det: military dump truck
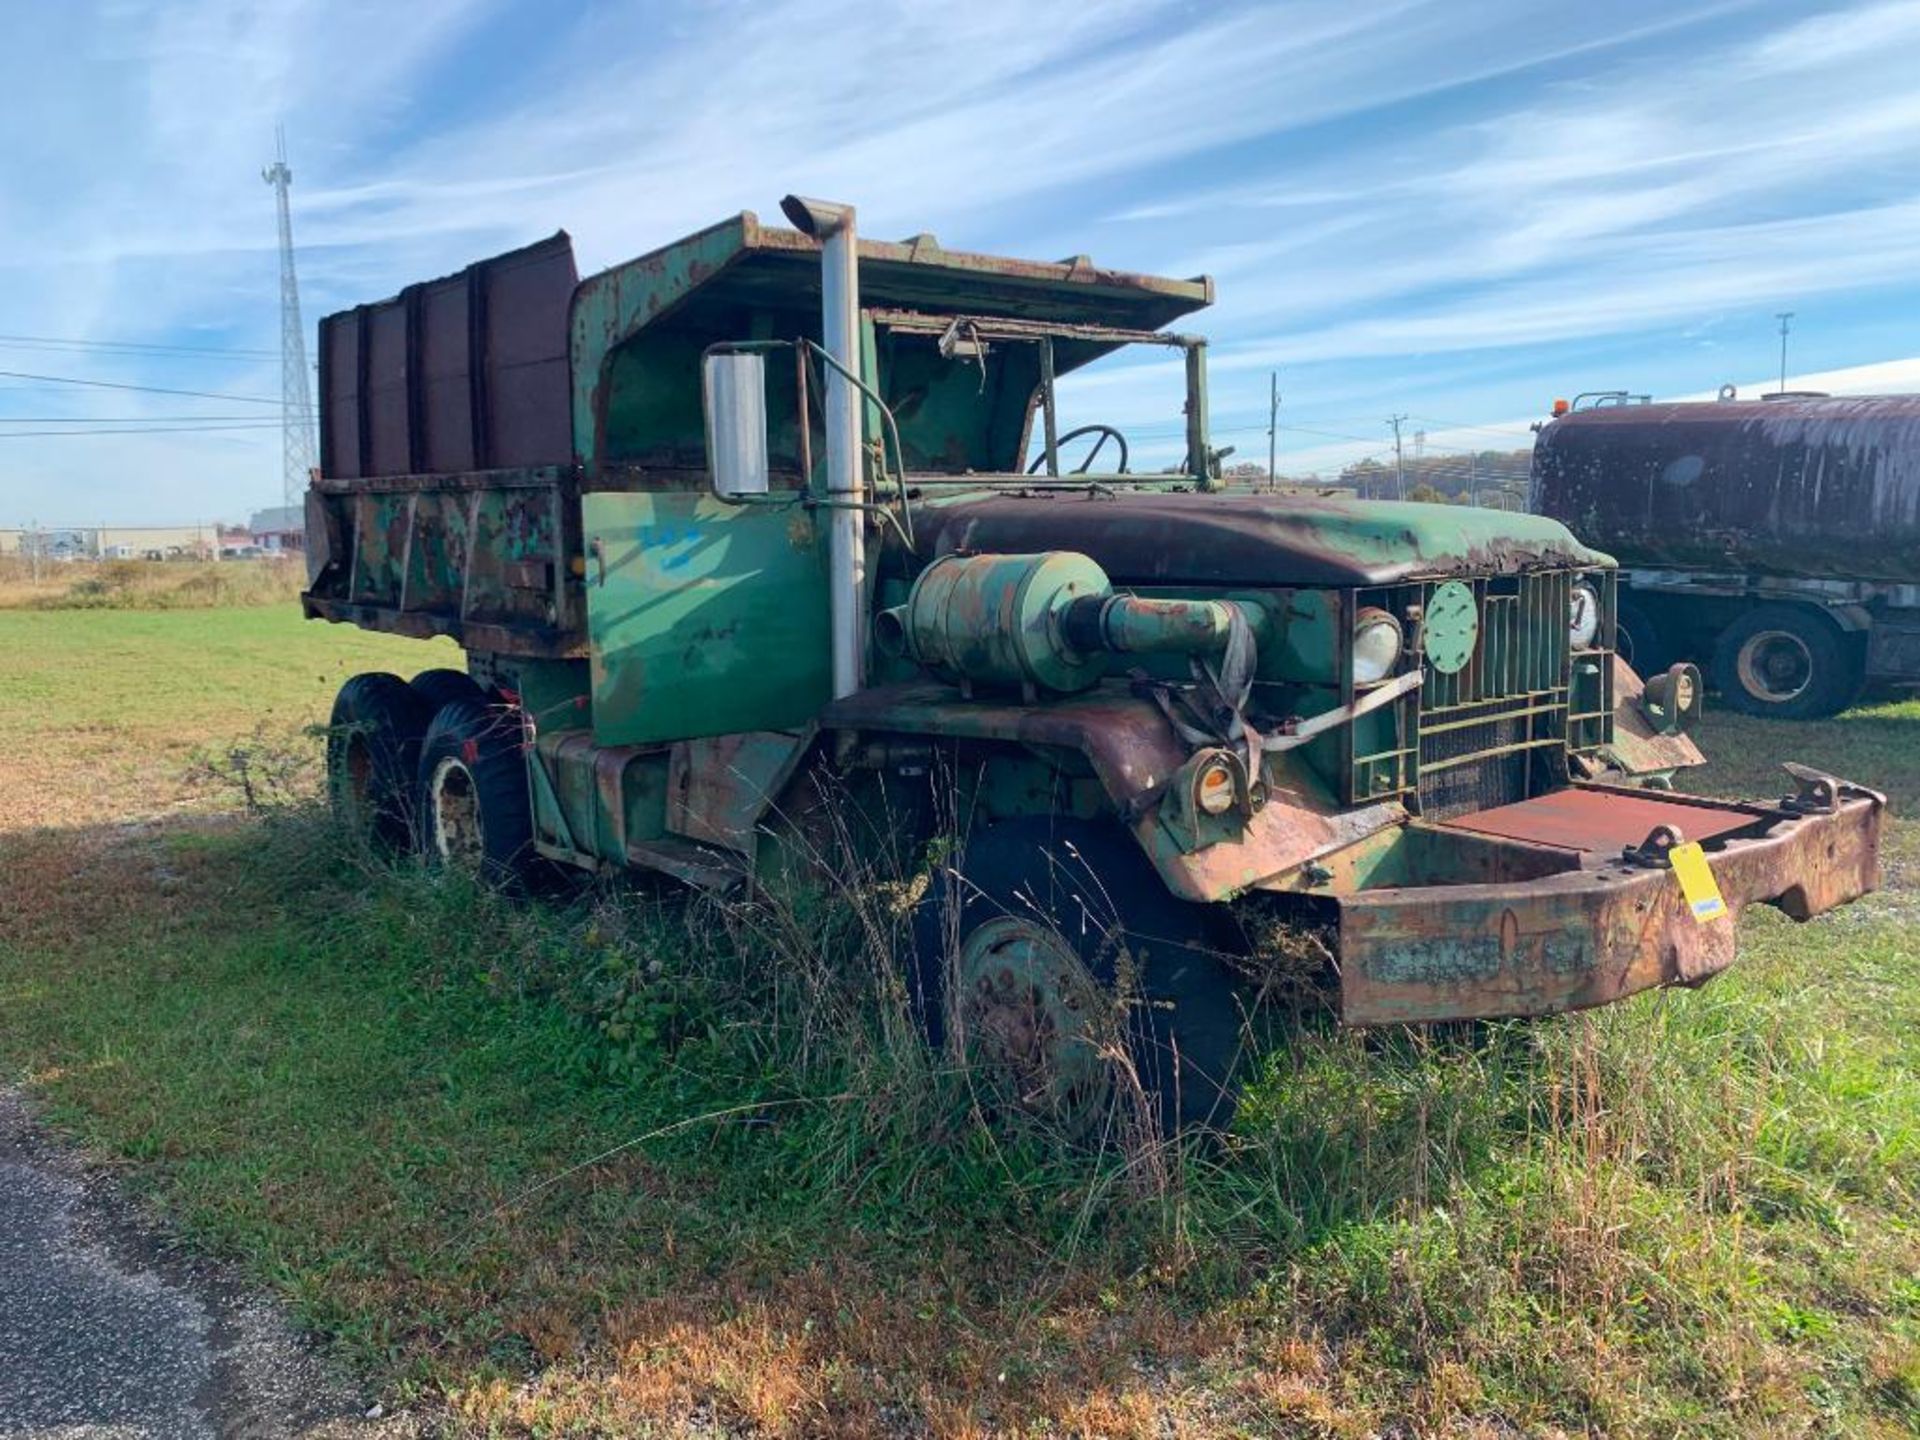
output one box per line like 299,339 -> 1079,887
304,198 -> 1882,1133
1533,391 -> 1920,718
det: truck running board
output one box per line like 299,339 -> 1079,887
626,838 -> 750,893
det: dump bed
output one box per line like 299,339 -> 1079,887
319,233 -> 576,479
303,234 -> 584,655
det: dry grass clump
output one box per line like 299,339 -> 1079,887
0,557 -> 305,611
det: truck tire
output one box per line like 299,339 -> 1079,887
1711,604 -> 1859,719
327,673 -> 433,848
409,667 -> 486,713
1615,596 -> 1672,676
909,818 -> 1247,1140
416,698 -> 535,885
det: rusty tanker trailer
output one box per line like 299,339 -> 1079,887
302,200 -> 1882,1135
1532,393 -> 1920,718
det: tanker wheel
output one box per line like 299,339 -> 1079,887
1614,596 -> 1673,676
1711,604 -> 1860,719
409,667 -> 487,713
416,699 -> 535,886
326,673 -> 432,849
909,818 -> 1248,1141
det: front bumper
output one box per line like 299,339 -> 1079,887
1332,778 -> 1884,1026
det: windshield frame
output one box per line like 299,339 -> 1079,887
866,308 -> 1213,489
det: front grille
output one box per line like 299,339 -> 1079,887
1422,572 -> 1570,711
1346,568 -> 1615,814
1418,714 -> 1528,819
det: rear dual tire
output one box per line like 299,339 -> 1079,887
326,671 -> 533,884
415,699 -> 535,885
326,674 -> 432,848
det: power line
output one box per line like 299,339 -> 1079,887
0,422 -> 280,439
0,414 -> 277,423
0,369 -> 295,406
0,333 -> 277,360
1405,414 -> 1536,442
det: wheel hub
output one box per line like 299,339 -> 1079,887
954,915 -> 1115,1133
330,731 -> 384,840
428,757 -> 485,869
1737,629 -> 1813,702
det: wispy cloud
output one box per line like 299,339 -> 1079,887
2,0 -> 1917,521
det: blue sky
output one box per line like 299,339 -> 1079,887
4,0 -> 1919,524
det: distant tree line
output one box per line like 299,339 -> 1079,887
1218,448 -> 1535,510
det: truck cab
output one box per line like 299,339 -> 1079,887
304,201 -> 1882,1135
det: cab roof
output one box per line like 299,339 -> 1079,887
571,210 -> 1214,341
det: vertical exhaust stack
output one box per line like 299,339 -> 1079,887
780,194 -> 865,699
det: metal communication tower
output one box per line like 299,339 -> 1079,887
263,126 -> 315,513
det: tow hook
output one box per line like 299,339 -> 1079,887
1780,763 -> 1842,816
1622,822 -> 1685,868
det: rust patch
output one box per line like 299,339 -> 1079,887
1441,787 -> 1762,853
1337,786 -> 1883,1024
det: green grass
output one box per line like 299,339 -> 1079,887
0,605 -> 451,828
1,608 -> 1917,1436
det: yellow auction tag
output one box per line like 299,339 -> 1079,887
1669,841 -> 1727,923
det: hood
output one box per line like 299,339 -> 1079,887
919,489 -> 1607,588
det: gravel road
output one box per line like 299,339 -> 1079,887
0,1087 -> 407,1439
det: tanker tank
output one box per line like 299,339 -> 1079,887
1531,394 -> 1920,584
1532,392 -> 1920,718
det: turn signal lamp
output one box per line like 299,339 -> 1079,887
1196,757 -> 1238,816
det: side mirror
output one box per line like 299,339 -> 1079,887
702,352 -> 769,497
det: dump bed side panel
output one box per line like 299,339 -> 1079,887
306,235 -> 585,657
318,232 -> 578,478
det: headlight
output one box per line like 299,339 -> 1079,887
1352,607 -> 1404,686
1569,581 -> 1601,649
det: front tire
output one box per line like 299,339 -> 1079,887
1711,604 -> 1859,719
909,818 -> 1248,1140
416,699 -> 535,885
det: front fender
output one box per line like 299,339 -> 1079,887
822,680 -> 1404,902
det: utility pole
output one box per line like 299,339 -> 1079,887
1775,312 -> 1794,394
263,126 -> 316,516
1267,371 -> 1280,489
1388,414 -> 1408,499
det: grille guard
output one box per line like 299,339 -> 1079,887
1328,776 -> 1884,1026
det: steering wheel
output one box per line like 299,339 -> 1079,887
1027,423 -> 1131,476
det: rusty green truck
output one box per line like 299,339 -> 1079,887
304,197 -> 1882,1133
